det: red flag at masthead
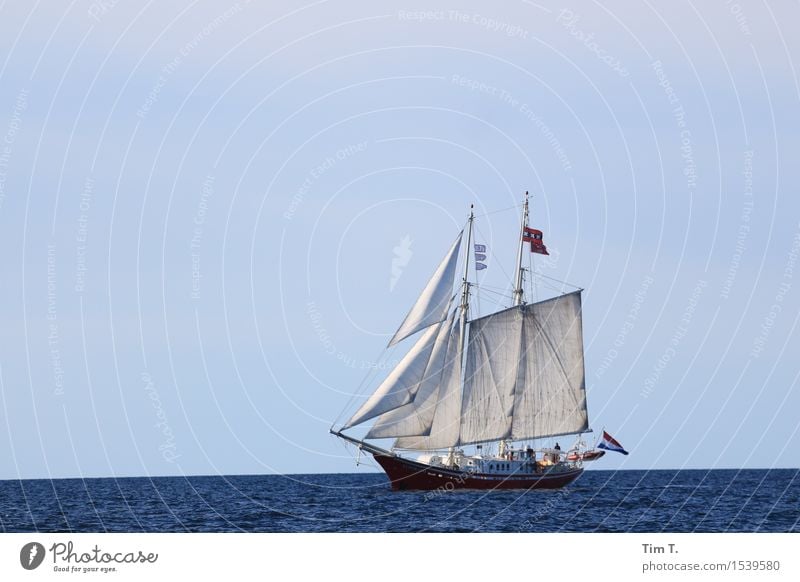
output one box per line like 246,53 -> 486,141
522,227 -> 549,255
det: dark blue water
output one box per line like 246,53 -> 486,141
1,470 -> 797,532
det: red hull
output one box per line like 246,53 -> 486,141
373,453 -> 583,491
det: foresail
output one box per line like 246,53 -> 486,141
387,231 -> 463,346
366,311 -> 457,439
392,321 -> 463,450
342,318 -> 445,430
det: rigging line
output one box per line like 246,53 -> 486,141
480,297 -> 513,311
473,285 -> 514,299
473,294 -> 510,311
473,287 -> 513,304
534,271 -> 582,290
474,289 -> 515,307
335,434 -> 382,470
525,252 -> 536,303
474,282 -> 514,292
526,254 -> 578,301
472,202 -> 523,218
472,223 -> 516,290
539,278 -> 565,294
474,270 -> 482,318
475,295 -> 512,311
473,283 -> 516,298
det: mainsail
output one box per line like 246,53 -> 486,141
458,306 -> 520,444
460,291 -> 588,446
387,231 -> 463,346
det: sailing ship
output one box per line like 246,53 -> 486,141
331,195 -> 602,490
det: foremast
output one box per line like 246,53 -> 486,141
459,205 -> 474,356
450,205 -> 473,466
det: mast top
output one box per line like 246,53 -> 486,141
513,193 -> 530,306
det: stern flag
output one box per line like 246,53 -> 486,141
522,227 -> 549,255
597,431 -> 629,455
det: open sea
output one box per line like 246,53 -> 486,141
1,469 -> 797,532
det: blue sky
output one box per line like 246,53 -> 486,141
0,0 -> 798,479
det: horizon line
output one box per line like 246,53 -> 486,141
2,466 -> 798,482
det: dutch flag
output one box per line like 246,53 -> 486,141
597,431 -> 629,455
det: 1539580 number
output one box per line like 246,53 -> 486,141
736,560 -> 780,571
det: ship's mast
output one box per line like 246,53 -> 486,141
460,209 -> 474,401
443,206 -> 474,466
460,205 -> 474,325
508,194 -> 529,454
513,192 -> 530,306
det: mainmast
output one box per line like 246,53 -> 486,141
513,192 -> 529,306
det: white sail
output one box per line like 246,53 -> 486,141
392,322 -> 463,450
366,311 -> 456,438
458,306 -> 521,444
512,291 -> 588,440
457,291 -> 588,446
387,231 -> 463,346
342,318 -> 445,430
